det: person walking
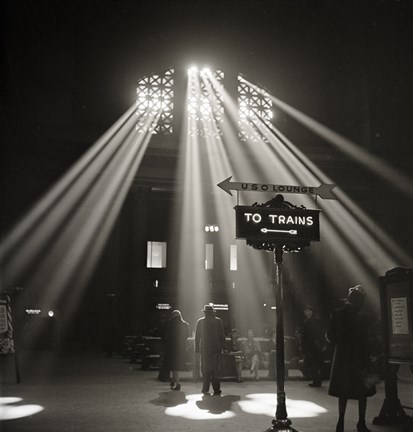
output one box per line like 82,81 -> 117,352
326,285 -> 376,432
301,304 -> 324,387
163,310 -> 189,391
195,304 -> 226,396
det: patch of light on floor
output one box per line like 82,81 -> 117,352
163,392 -> 327,420
0,397 -> 44,420
238,393 -> 328,418
165,394 -> 236,420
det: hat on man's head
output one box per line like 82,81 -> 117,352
348,284 -> 366,306
202,304 -> 215,313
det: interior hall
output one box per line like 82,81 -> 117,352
0,1 -> 412,432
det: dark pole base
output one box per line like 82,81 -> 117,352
373,398 -> 409,425
265,418 -> 299,432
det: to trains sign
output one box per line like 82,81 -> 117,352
235,205 -> 321,242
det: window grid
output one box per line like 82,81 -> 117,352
238,77 -> 273,142
136,69 -> 174,134
188,69 -> 224,138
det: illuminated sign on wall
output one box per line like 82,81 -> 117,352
156,303 -> 171,310
235,205 -> 320,242
213,304 -> 229,311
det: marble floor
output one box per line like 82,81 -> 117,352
1,351 -> 412,432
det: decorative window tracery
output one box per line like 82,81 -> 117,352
238,76 -> 273,142
187,69 -> 224,138
136,69 -> 174,134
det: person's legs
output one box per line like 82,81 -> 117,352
307,351 -> 322,386
268,350 -> 276,380
211,376 -> 221,394
309,360 -> 322,386
357,397 -> 371,432
172,370 -> 181,390
251,354 -> 259,380
211,353 -> 221,394
202,370 -> 211,393
235,358 -> 243,382
336,397 -> 347,432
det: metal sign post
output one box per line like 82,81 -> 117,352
271,243 -> 292,431
219,176 -> 334,432
233,193 -> 323,432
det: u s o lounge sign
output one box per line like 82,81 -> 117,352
235,205 -> 321,242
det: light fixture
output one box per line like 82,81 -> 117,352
204,224 -> 219,232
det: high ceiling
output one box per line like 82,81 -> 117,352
1,0 -> 412,235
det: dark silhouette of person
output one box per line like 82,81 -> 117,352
301,304 -> 324,387
195,304 -> 226,395
163,310 -> 189,391
326,285 -> 376,432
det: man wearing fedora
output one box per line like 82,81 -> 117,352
195,304 -> 226,395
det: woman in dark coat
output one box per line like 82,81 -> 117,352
326,285 -> 376,432
163,310 -> 189,391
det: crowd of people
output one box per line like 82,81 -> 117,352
160,285 -> 381,432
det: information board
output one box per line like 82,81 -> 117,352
381,268 -> 413,364
0,294 -> 15,355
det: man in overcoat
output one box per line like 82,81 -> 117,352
194,304 -> 226,395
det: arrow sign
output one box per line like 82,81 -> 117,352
261,228 -> 298,235
217,176 -> 336,199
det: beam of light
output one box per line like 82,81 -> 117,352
209,73 -> 412,315
208,71 -> 278,322
197,71 -> 274,332
238,393 -> 327,418
256,111 -> 413,271
0,103 -> 138,281
243,77 -> 413,202
0,104 -> 160,343
245,109 -> 412,309
260,122 -> 412,267
0,397 -> 44,420
245,109 -> 410,304
172,69 -> 211,327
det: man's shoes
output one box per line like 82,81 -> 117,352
357,421 -> 371,432
173,383 -> 181,391
308,382 -> 322,387
213,390 -> 222,396
202,390 -> 210,395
